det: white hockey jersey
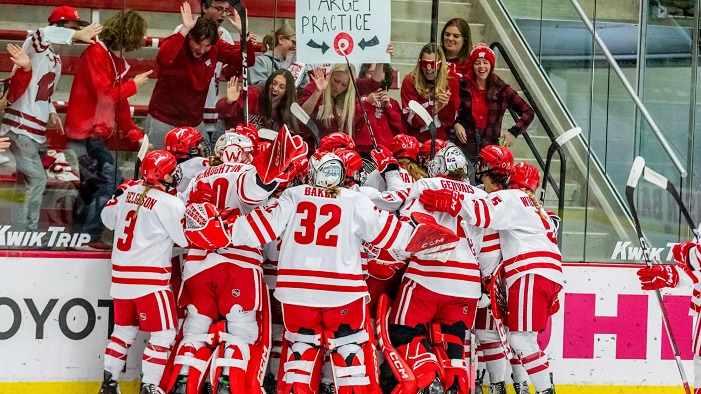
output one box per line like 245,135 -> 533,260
182,162 -> 273,280
401,176 -> 488,299
230,185 -> 415,307
364,166 -> 416,193
102,183 -> 188,299
350,170 -> 409,212
174,24 -> 233,132
0,27 -> 74,143
460,189 -> 563,288
177,157 -> 210,194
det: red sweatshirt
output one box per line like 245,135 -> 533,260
400,73 -> 459,143
148,32 -> 255,127
447,58 -> 470,79
355,97 -> 404,154
298,81 -> 363,139
64,42 -> 142,144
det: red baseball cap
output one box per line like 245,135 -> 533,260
48,6 -> 89,26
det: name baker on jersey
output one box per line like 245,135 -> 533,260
0,226 -> 91,248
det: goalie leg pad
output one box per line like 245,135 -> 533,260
209,307 -> 261,394
431,322 -> 469,394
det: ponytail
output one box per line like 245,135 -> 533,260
521,188 -> 547,219
325,186 -> 341,198
134,184 -> 154,218
398,158 -> 428,181
262,32 -> 275,52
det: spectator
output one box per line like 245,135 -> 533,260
441,18 -> 473,78
216,69 -> 298,132
454,43 -> 534,159
400,43 -> 459,143
173,0 -> 242,145
0,7 -> 101,231
0,45 -> 32,165
250,25 -> 305,88
299,65 -> 362,142
63,10 -> 149,249
355,63 -> 404,155
146,2 -> 256,150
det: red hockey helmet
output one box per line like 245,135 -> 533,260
509,162 -> 540,191
335,148 -> 364,182
164,127 -> 208,160
141,150 -> 182,190
389,135 -> 420,161
320,132 -> 356,152
419,139 -> 447,159
476,145 -> 514,177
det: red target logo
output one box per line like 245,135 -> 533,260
334,32 -> 354,56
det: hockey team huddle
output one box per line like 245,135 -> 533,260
97,123 -> 563,394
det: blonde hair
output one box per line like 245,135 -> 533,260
133,184 -> 153,218
262,24 -> 296,52
398,158 -> 428,181
520,188 -> 547,219
317,64 -> 356,137
325,186 -> 341,198
411,43 -> 449,100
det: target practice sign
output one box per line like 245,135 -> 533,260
296,0 -> 391,64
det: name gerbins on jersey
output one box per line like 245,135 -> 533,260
125,191 -> 157,210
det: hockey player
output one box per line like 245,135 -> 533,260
389,143 -> 488,394
98,150 -> 187,394
418,139 -> 447,169
165,126 -> 306,394
164,126 -> 211,194
420,146 -> 562,394
0,8 -> 101,230
637,226 -> 701,394
365,134 -> 426,192
184,151 -> 459,394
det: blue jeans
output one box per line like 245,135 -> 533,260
7,132 -> 47,231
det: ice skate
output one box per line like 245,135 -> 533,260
140,383 -> 164,394
417,376 -> 444,394
98,371 -> 120,394
216,376 -> 231,394
263,372 -> 277,394
320,382 -> 336,394
488,382 -> 506,394
513,380 -> 531,394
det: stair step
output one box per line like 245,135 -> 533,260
391,1 -> 474,24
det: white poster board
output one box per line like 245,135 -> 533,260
296,0 -> 391,64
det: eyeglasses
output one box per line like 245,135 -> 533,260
210,5 -> 231,15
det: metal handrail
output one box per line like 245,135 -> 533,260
489,42 -> 568,230
569,0 -> 687,177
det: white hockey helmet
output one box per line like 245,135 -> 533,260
427,142 -> 468,178
215,131 -> 254,164
308,152 -> 346,188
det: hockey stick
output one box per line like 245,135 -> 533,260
408,100 -> 437,159
290,102 -> 321,147
340,50 -> 379,150
642,164 -> 699,239
539,127 -> 581,206
626,156 -> 692,394
229,0 -> 249,125
133,134 -> 149,179
430,0 -> 439,44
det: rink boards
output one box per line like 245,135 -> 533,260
0,255 -> 697,393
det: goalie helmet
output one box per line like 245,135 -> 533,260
308,152 -> 346,188
141,150 -> 182,190
427,142 -> 468,178
164,127 -> 209,160
335,149 -> 366,185
319,132 -> 356,152
476,145 -> 513,178
215,126 -> 258,164
509,162 -> 540,192
389,134 -> 420,161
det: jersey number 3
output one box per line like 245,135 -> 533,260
294,202 -> 341,247
117,210 -> 137,251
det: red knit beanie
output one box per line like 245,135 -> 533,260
468,43 -> 495,69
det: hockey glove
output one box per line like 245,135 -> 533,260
367,259 -> 406,281
419,188 -> 463,217
672,241 -> 699,270
371,144 -> 399,174
114,179 -> 141,197
637,264 -> 679,291
184,202 -> 239,250
187,182 -> 214,205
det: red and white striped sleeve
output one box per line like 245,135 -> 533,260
358,171 -> 409,212
356,195 -> 412,251
230,189 -> 294,248
475,228 -> 502,276
236,167 -> 275,208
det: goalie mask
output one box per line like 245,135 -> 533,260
427,143 -> 468,178
308,152 -> 346,188
215,131 -> 255,164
